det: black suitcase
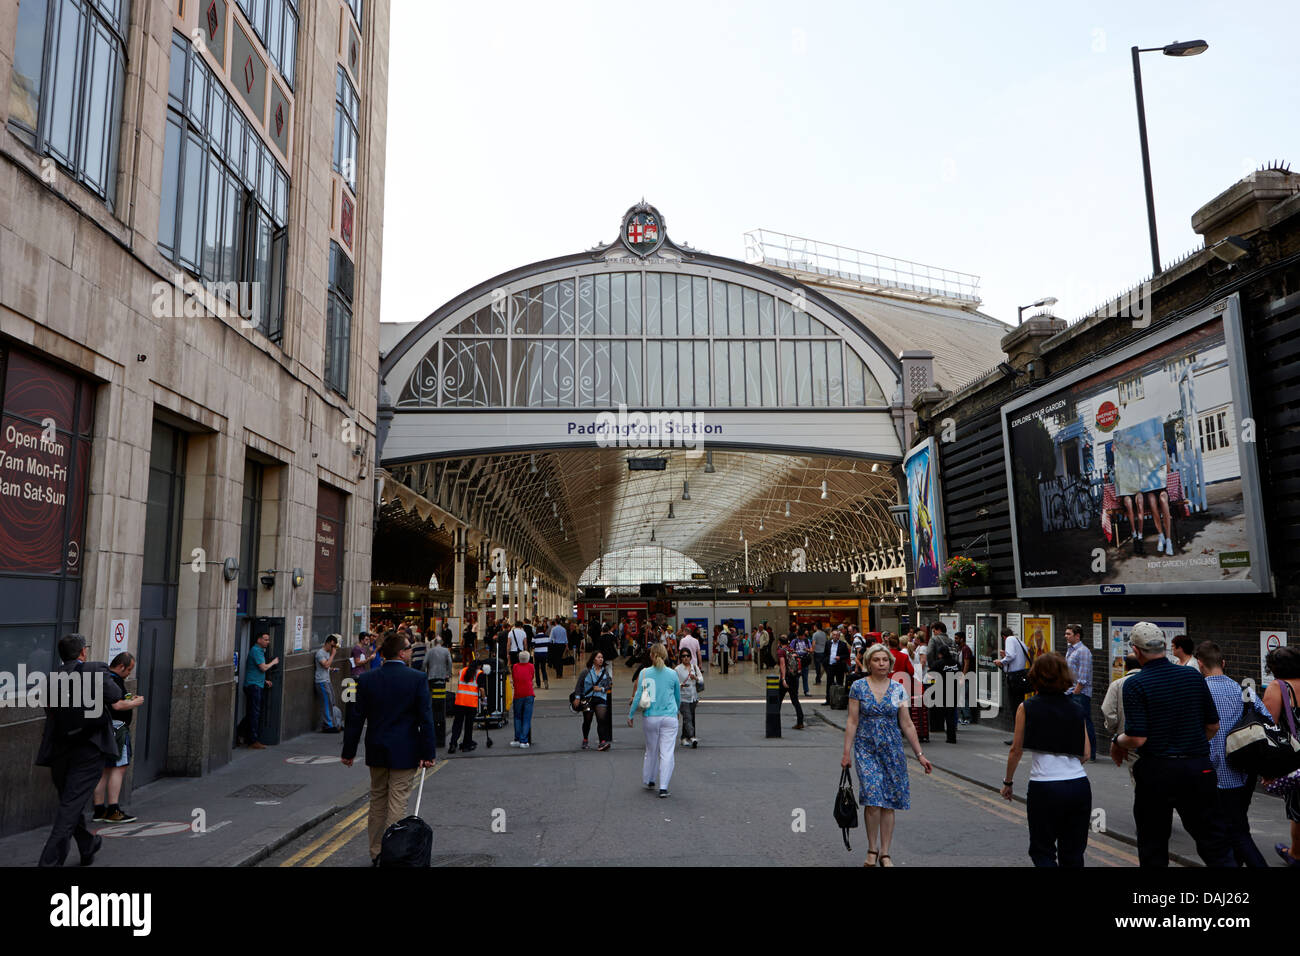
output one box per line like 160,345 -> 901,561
829,684 -> 849,710
379,766 -> 432,867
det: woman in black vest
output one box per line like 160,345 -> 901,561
1000,652 -> 1092,866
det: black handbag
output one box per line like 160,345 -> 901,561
833,766 -> 859,851
1226,684 -> 1300,778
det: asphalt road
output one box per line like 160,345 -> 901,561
265,674 -> 1140,868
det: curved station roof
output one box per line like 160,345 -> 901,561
378,204 -> 1007,591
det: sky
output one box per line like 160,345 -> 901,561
379,0 -> 1300,330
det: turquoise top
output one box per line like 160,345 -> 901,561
628,663 -> 682,720
246,645 -> 267,687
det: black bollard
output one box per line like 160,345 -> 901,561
431,679 -> 447,749
766,675 -> 782,738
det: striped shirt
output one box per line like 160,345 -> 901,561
1121,656 -> 1219,758
1205,675 -> 1270,789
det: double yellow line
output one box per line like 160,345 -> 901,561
281,763 -> 444,868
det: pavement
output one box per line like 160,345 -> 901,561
4,660 -> 1289,867
807,680 -> 1294,867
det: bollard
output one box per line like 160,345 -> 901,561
431,680 -> 447,749
765,675 -> 782,738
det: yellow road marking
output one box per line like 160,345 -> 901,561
279,805 -> 368,867
297,762 -> 444,868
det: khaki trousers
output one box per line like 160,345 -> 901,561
367,766 -> 417,861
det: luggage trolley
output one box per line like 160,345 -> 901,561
475,643 -> 508,737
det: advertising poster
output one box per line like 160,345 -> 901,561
903,437 -> 948,596
1261,630 -> 1288,687
1005,612 -> 1021,638
1022,615 -> 1053,663
939,613 -> 960,641
1107,618 -> 1187,683
975,613 -> 1002,670
1001,297 -> 1270,597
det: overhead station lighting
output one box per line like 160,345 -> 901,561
667,502 -> 675,519
682,480 -> 690,501
704,450 -> 716,474
529,454 -> 538,474
820,480 -> 829,500
784,501 -> 791,517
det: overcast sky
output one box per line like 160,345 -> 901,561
380,0 -> 1300,330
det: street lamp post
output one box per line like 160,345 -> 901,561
1017,296 -> 1058,325
1131,39 -> 1209,276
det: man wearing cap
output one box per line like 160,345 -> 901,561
1111,622 -> 1233,867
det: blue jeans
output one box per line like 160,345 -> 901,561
513,696 -> 534,743
800,657 -> 810,695
315,680 -> 335,729
1072,693 -> 1096,759
242,684 -> 264,743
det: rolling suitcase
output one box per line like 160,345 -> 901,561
379,766 -> 433,867
829,684 -> 849,710
911,705 -> 929,743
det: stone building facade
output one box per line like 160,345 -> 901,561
0,0 -> 389,835
905,168 -> 1300,735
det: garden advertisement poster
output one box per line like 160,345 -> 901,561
904,437 -> 948,596
1001,303 -> 1269,597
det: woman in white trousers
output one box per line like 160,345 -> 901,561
627,643 -> 682,797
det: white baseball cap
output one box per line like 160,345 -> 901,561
1129,621 -> 1166,652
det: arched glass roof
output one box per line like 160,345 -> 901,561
579,546 -> 704,587
395,271 -> 887,410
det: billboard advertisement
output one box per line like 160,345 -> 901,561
903,437 -> 948,596
1001,295 -> 1270,597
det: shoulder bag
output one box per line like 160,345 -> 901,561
1261,680 -> 1300,795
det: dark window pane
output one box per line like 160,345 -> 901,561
157,117 -> 182,253
44,0 -> 86,168
177,130 -> 205,271
9,0 -> 49,131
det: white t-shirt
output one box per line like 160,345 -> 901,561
1029,753 -> 1087,782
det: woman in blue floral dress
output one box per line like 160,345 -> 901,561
841,643 -> 932,866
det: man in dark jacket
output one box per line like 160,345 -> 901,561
341,631 -> 436,865
37,634 -> 121,867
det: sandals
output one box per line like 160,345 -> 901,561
864,850 -> 878,867
880,854 -> 894,867
1276,843 -> 1300,867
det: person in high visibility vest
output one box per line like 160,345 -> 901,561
448,658 -> 484,754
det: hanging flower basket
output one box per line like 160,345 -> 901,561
940,556 -> 989,590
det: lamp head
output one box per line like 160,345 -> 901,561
1162,39 -> 1208,57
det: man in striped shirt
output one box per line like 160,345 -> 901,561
1196,640 -> 1270,867
1112,622 -> 1234,867
1063,624 -> 1096,761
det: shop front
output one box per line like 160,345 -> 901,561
787,598 -> 869,634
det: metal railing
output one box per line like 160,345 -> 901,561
744,229 -> 982,305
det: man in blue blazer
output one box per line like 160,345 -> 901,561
341,631 -> 436,865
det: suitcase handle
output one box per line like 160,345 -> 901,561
413,765 -> 427,818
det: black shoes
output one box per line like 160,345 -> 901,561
79,835 -> 102,867
658,789 -> 670,798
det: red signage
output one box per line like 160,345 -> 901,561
1095,400 -> 1120,432
0,351 -> 92,575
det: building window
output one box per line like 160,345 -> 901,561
8,0 -> 131,207
325,241 -> 354,397
333,66 -> 359,193
1117,375 -> 1144,404
234,0 -> 297,88
158,32 -> 289,344
343,0 -> 363,30
1197,409 -> 1231,454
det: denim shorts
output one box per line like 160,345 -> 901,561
110,722 -> 131,769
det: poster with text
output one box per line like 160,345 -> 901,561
976,613 -> 1002,670
1001,297 -> 1270,598
903,437 -> 948,596
1107,618 -> 1187,683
